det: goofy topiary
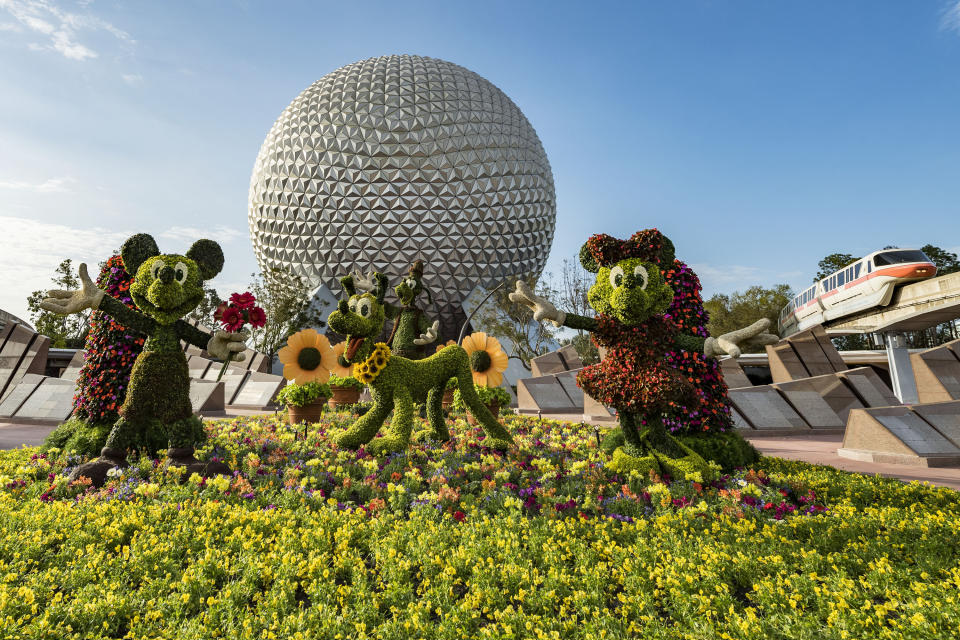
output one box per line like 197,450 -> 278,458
40,233 -> 247,485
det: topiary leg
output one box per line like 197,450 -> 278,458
333,390 -> 393,450
424,385 -> 450,441
457,370 -> 513,449
369,386 -> 414,456
166,415 -> 205,450
104,417 -> 138,456
619,412 -> 645,456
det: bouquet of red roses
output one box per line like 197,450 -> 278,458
213,292 -> 267,381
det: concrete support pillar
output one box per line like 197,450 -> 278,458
884,332 -> 919,404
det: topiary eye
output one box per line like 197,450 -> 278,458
609,266 -> 624,288
348,298 -> 358,313
633,265 -> 649,290
174,261 -> 189,283
359,300 -> 371,317
150,261 -> 163,280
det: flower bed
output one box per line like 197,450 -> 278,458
1,416 -> 958,639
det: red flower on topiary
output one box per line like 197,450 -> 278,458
229,291 -> 256,309
213,292 -> 267,380
246,307 -> 267,328
219,307 -> 245,332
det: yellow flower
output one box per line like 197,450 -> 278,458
329,342 -> 354,378
461,332 -> 509,387
277,329 -> 336,385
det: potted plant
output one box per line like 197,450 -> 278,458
453,384 -> 511,425
275,381 -> 331,424
327,374 -> 364,408
442,377 -> 458,410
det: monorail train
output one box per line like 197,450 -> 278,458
778,248 -> 937,337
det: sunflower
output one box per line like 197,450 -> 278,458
461,332 -> 509,387
435,339 -> 457,354
277,329 -> 336,385
330,342 -> 355,378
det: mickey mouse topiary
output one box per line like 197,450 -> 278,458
40,233 -> 248,486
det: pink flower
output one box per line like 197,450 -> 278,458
229,292 -> 256,309
220,306 -> 245,332
246,306 -> 267,328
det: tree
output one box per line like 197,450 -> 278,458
921,244 -> 960,275
556,258 -> 599,365
469,274 -> 559,371
246,266 -> 327,360
813,253 -> 858,282
704,284 -> 793,353
26,259 -> 91,348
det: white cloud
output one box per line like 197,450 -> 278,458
942,1 -> 960,33
690,262 -> 805,299
0,0 -> 133,61
0,176 -> 76,192
160,226 -> 247,245
121,72 -> 142,87
0,215 -> 131,322
0,21 -> 22,30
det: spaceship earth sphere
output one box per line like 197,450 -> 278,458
248,55 -> 557,337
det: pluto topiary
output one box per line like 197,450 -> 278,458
326,272 -> 513,456
39,233 -> 248,486
511,228 -> 777,478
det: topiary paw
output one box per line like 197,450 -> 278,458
367,435 -> 408,457
481,437 -> 512,451
330,430 -> 366,450
651,435 -> 718,482
608,446 -> 661,476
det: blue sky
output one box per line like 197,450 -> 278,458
1,1 -> 959,323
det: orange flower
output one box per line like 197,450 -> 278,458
435,339 -> 457,354
277,329 -> 335,385
329,342 -> 355,378
461,331 -> 509,388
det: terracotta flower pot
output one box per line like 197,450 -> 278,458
441,388 -> 455,410
466,400 -> 500,426
287,399 -> 327,424
328,385 -> 361,408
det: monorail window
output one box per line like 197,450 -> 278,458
854,264 -> 861,278
873,250 -> 931,266
867,260 -> 872,273
838,272 -> 845,286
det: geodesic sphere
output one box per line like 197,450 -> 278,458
248,54 -> 556,338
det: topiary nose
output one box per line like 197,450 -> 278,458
158,266 -> 175,284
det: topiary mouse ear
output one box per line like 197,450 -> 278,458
186,239 -> 224,280
659,235 -> 676,265
121,234 -> 160,275
578,242 -> 599,273
373,272 -> 389,304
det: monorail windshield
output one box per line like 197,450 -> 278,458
873,250 -> 931,266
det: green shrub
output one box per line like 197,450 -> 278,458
327,374 -> 365,390
274,381 -> 331,408
452,384 -> 510,413
676,430 -> 760,471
